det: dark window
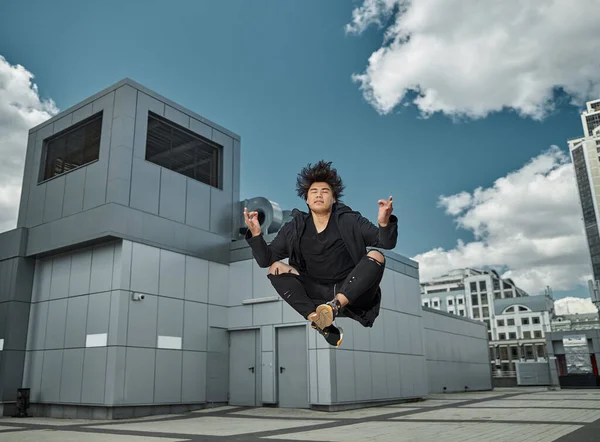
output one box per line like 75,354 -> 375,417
509,332 -> 517,340
145,112 -> 222,189
523,331 -> 531,339
470,282 -> 477,292
471,294 -> 479,306
497,319 -> 504,327
479,281 -> 487,292
40,112 -> 103,182
499,333 -> 506,340
522,317 -> 529,325
507,319 -> 515,326
532,317 -> 540,324
534,331 -> 542,338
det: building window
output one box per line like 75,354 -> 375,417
470,282 -> 477,292
458,298 -> 464,304
146,111 -> 222,189
481,295 -> 488,306
499,333 -> 506,340
532,317 -> 540,324
472,308 -> 480,318
479,281 -> 487,292
448,299 -> 453,306
522,318 -> 529,325
40,112 -> 103,182
509,332 -> 517,340
504,291 -> 513,298
471,294 -> 479,306
482,306 -> 489,317
507,318 -> 515,326
523,331 -> 531,339
534,331 -> 542,338
519,306 -> 528,312
536,344 -> 546,358
506,307 -> 515,313
497,319 -> 505,327
493,279 -> 500,290
433,300 -> 439,308
423,301 -> 429,307
458,309 -> 465,316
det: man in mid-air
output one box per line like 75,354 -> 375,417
244,160 -> 397,346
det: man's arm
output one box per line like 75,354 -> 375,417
357,214 -> 398,249
245,228 -> 289,267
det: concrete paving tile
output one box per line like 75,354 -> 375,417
232,407 -> 417,419
389,399 -> 468,408
0,430 -> 187,441
0,426 -> 25,431
88,416 -> 335,436
461,399 -> 600,409
0,417 -> 94,426
264,422 -> 582,442
393,407 -> 600,423
191,406 -> 238,413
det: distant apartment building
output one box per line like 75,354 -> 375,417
569,99 -> 600,283
421,268 -> 554,373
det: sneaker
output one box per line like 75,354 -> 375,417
313,300 -> 340,329
311,323 -> 343,347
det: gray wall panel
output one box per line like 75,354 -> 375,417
105,346 -> 126,405
26,301 -> 48,351
0,350 -> 26,402
155,350 -> 182,403
253,301 -> 282,326
107,178 -> 131,207
233,139 -> 240,196
62,168 -> 86,217
335,350 -> 355,403
190,117 -> 212,140
127,294 -> 158,348
68,249 -> 92,297
86,292 -> 111,335
0,260 -> 14,303
72,103 -> 93,125
82,157 -> 109,211
23,350 -> 44,401
185,179 -> 211,230
108,119 -> 134,164
108,290 -> 129,346
371,353 -> 387,399
113,85 -> 137,120
209,188 -> 232,238
65,296 -> 88,348
157,296 -> 184,339
42,175 -> 66,223
46,299 -> 68,349
133,92 -> 165,159
165,105 -> 190,128
17,134 -> 37,228
81,347 -> 107,404
41,349 -> 63,402
111,242 -> 123,290
26,183 -> 46,228
208,261 -> 229,306
53,113 -> 73,133
159,249 -> 185,299
130,158 -> 161,214
184,256 -> 208,303
107,146 -> 133,206
183,301 -> 208,352
182,351 -> 206,402
90,244 -> 115,293
228,260 -> 251,306
60,348 -> 84,403
124,347 -> 156,404
159,169 -> 186,223
353,351 -> 372,401
385,353 -> 402,398
49,254 -> 71,300
130,242 -> 159,295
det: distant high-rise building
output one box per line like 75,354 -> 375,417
569,99 -> 600,282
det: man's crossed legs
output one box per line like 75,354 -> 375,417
267,250 -> 386,345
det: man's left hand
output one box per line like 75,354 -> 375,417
378,196 -> 393,226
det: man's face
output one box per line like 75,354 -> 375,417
307,182 -> 335,214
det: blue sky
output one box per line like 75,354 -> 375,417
0,0 -> 596,302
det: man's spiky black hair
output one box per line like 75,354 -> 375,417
295,160 -> 345,201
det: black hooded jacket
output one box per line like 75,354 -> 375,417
245,202 -> 398,326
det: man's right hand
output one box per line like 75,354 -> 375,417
244,207 -> 262,237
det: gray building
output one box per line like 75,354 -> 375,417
0,79 -> 492,419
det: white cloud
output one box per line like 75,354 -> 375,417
0,55 -> 58,233
347,0 -> 600,119
555,297 -> 598,315
412,146 -> 592,294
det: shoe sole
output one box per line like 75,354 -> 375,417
334,327 -> 344,347
314,304 -> 334,329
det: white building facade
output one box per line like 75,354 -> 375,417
421,268 -> 554,373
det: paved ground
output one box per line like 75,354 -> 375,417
1,388 -> 599,441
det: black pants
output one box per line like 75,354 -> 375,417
268,253 -> 385,327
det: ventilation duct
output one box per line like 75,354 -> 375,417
239,197 -> 285,237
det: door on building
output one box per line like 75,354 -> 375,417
229,329 -> 259,406
277,326 -> 309,408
